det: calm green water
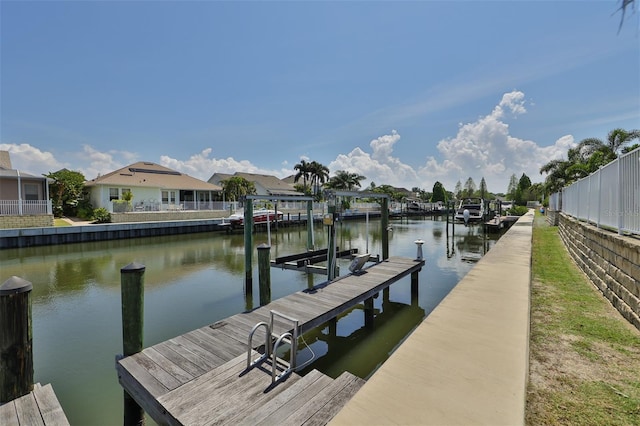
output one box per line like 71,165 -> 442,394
0,216 -> 499,425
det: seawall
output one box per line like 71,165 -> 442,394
0,219 -> 228,249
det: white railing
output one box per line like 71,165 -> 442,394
553,147 -> 640,236
120,200 -> 386,215
0,200 -> 53,215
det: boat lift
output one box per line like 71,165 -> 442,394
241,191 -> 390,285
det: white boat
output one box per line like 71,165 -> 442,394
454,198 -> 485,224
228,208 -> 283,227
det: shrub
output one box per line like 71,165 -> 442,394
508,205 -> 529,216
92,208 -> 111,223
112,200 -> 131,213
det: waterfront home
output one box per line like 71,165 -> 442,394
208,172 -> 299,197
0,150 -> 53,228
86,162 -> 222,213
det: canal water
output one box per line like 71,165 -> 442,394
0,216 -> 500,425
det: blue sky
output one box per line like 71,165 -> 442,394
1,1 -> 638,194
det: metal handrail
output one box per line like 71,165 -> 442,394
245,311 -> 300,387
246,321 -> 271,370
271,332 -> 293,384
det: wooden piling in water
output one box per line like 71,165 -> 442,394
0,276 -> 33,403
120,262 -> 146,426
257,244 -> 271,306
381,197 -> 389,260
411,270 -> 419,307
364,297 -> 375,329
244,201 -> 254,294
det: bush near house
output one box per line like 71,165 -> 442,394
92,208 -> 111,223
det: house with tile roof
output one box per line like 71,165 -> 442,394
0,150 -> 53,228
208,172 -> 299,197
86,162 -> 222,212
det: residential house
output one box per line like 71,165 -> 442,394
85,162 -> 222,212
208,172 -> 299,197
0,150 -> 53,228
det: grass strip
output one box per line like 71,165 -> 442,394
526,213 -> 640,425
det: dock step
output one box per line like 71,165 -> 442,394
156,353 -> 364,426
0,383 -> 70,426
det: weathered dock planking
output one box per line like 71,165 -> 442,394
116,256 -> 424,425
0,383 -> 70,426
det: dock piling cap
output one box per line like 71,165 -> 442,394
121,262 -> 146,273
0,276 -> 33,295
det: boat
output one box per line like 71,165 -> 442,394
228,208 -> 283,227
454,198 -> 485,224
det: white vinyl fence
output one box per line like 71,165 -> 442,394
0,200 -> 53,215
552,147 -> 640,236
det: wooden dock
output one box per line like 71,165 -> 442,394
116,256 -> 424,425
0,383 -> 70,426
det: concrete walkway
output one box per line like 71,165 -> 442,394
330,211 -> 534,426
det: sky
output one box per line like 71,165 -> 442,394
1,1 -> 638,195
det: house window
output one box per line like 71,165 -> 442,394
109,188 -> 119,201
24,184 -> 39,201
121,189 -> 131,198
161,191 -> 176,204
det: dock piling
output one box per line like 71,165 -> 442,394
120,262 -> 146,426
257,244 -> 271,306
0,276 -> 33,403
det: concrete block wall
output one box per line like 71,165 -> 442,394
0,215 -> 54,229
558,214 -> 640,330
111,211 -> 228,223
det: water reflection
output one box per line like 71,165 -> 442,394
0,217 -> 502,425
298,292 -> 425,379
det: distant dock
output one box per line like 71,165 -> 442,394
484,215 -> 520,232
116,256 -> 424,425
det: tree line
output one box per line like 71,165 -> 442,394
44,126 -> 639,220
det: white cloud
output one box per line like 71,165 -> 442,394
0,143 -> 64,175
324,90 -> 577,194
419,90 -> 575,192
160,148 -> 291,181
79,145 -> 137,180
329,130 -> 420,188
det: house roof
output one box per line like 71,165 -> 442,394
0,150 -> 48,181
209,171 -> 299,196
85,162 -> 222,191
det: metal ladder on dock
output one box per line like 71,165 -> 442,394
246,310 -> 299,387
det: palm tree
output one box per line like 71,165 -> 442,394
540,128 -> 640,194
308,161 -> 330,197
326,170 -> 366,191
539,159 -> 572,194
220,176 -> 256,202
607,128 -> 640,154
293,160 -> 311,194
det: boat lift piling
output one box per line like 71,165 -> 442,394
243,192 -> 391,293
242,195 -> 315,295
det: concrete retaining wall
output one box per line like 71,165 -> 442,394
110,210 -> 229,223
0,215 -> 54,229
558,213 -> 640,330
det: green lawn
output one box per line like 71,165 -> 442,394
526,213 -> 640,425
